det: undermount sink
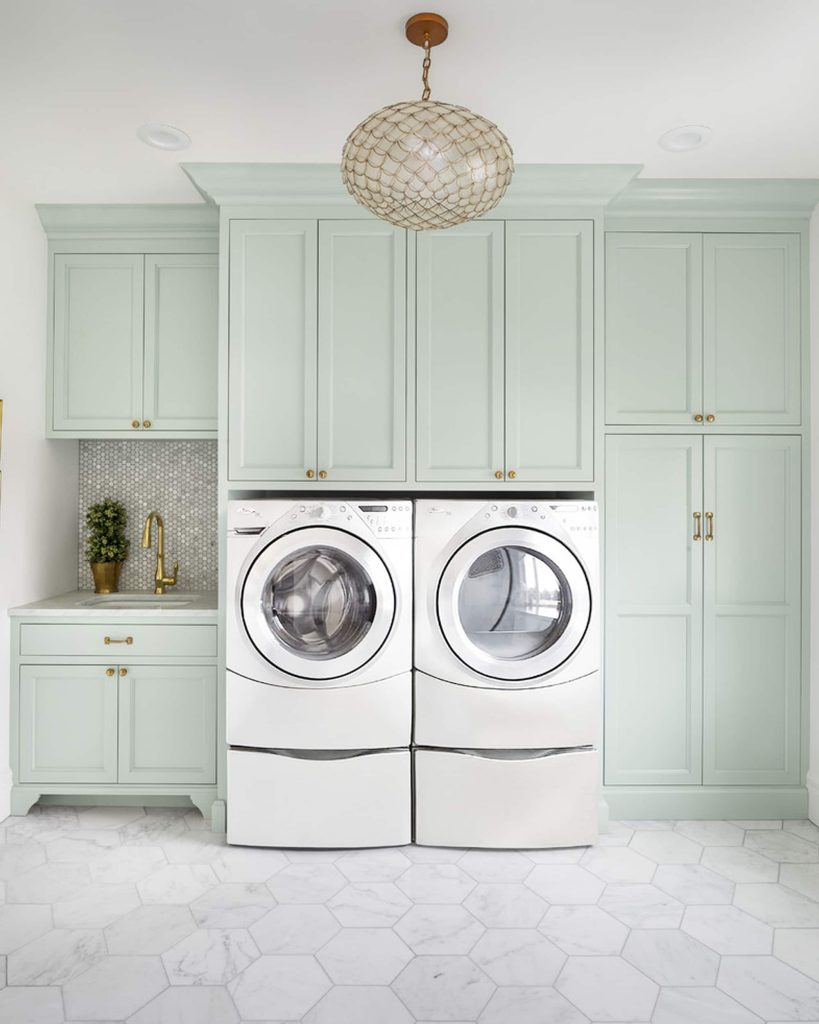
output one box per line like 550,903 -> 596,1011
79,594 -> 194,610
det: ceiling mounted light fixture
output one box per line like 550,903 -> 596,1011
136,123 -> 191,151
341,12 -> 514,231
658,124 -> 712,152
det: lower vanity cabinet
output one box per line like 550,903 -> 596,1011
604,433 -> 802,808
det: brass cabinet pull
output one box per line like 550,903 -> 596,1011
694,413 -> 704,423
105,668 -> 115,677
507,470 -> 517,480
306,469 -> 315,479
706,414 -> 715,423
494,470 -> 503,480
693,512 -> 702,541
131,420 -> 141,429
318,470 -> 327,479
143,419 -> 152,428
104,636 -> 133,645
705,511 -> 714,541
119,667 -> 128,677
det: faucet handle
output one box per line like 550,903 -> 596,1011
161,562 -> 179,588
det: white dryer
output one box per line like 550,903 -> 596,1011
413,499 -> 600,849
226,499 -> 412,848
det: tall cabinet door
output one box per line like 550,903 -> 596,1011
604,435 -> 704,785
143,254 -> 218,433
52,254 -> 144,432
703,234 -> 801,425
229,220 -> 318,481
317,222 -> 406,481
416,222 -> 505,482
505,221 -> 593,480
702,435 -> 801,785
605,234 -> 703,425
19,665 -> 118,784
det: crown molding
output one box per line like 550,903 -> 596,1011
181,162 -> 642,208
608,178 -> 819,219
36,204 -> 218,239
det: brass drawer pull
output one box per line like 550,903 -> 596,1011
706,414 -> 715,423
694,413 -> 704,423
143,419 -> 152,429
106,668 -> 115,677
119,667 -> 128,677
494,470 -> 503,480
318,470 -> 327,479
705,511 -> 714,541
693,512 -> 702,541
104,636 -> 133,645
131,420 -> 141,429
306,469 -> 315,479
507,470 -> 517,480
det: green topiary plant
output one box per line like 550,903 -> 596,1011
85,498 -> 130,564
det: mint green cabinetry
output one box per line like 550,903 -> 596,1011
605,433 -> 801,789
417,220 -> 593,482
606,232 -> 800,426
229,219 -> 406,482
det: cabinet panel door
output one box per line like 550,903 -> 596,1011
19,665 -> 118,783
604,435 -> 703,785
704,234 -> 801,424
229,220 -> 317,480
52,254 -> 144,432
118,666 -> 216,784
416,222 -> 505,482
506,221 -> 593,480
703,436 -> 801,785
605,234 -> 702,424
317,222 -> 406,481
144,254 -> 218,432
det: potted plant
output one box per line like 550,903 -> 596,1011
86,498 -> 129,594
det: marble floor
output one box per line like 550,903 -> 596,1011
0,810 -> 819,1023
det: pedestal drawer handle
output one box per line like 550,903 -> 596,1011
104,636 -> 133,645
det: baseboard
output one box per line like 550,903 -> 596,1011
807,772 -> 819,825
604,785 -> 808,820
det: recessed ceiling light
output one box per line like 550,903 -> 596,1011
658,124 -> 712,153
137,123 -> 191,151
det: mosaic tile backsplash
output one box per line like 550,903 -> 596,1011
78,440 -> 218,592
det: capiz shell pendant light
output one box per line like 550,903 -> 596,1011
341,13 -> 514,230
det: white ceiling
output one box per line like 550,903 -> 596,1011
2,0 -> 818,204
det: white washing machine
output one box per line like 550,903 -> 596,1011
226,499 -> 412,848
414,499 -> 600,849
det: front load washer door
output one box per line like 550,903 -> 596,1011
241,527 -> 396,684
437,526 -> 591,685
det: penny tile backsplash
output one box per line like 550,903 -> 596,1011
78,440 -> 218,592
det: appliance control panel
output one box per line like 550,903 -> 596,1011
358,502 -> 413,538
227,500 -> 412,537
479,501 -> 598,534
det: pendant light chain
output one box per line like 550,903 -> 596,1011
421,36 -> 432,100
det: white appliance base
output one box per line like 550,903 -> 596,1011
414,670 -> 598,749
227,747 -> 411,848
227,670 -> 411,750
414,747 -> 599,849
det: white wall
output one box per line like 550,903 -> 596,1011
0,179 -> 78,820
810,207 -> 819,824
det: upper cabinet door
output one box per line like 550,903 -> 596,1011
605,233 -> 703,425
702,435 -> 801,786
703,234 -> 801,425
143,254 -> 218,433
416,222 -> 505,482
52,254 -> 144,432
229,220 -> 318,481
317,222 -> 406,482
505,221 -> 593,481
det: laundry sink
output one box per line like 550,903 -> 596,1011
79,594 -> 194,610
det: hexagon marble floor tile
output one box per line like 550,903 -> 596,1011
1,810 -> 819,1023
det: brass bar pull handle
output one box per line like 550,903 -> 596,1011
104,636 -> 134,645
693,512 -> 702,541
705,512 -> 714,541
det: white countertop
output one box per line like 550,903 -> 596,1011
9,590 -> 218,618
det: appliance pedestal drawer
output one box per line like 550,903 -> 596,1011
414,747 -> 598,849
227,747 -> 411,848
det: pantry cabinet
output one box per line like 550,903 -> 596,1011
51,251 -> 218,437
416,220 -> 593,482
606,232 -> 800,426
229,219 -> 406,482
605,434 -> 801,788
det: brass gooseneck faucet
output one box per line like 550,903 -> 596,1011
141,512 -> 179,595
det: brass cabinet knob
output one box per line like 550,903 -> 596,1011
119,667 -> 128,677
507,470 -> 517,480
131,420 -> 141,429
706,414 -> 715,423
105,668 -> 115,677
143,420 -> 152,428
494,470 -> 503,480
318,470 -> 327,479
306,469 -> 315,479
694,414 -> 704,423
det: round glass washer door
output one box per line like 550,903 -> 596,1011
241,527 -> 396,683
437,526 -> 591,685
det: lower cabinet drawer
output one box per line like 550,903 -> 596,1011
414,747 -> 599,849
19,623 -> 217,658
227,748 -> 411,848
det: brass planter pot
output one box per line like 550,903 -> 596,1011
90,561 -> 123,594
